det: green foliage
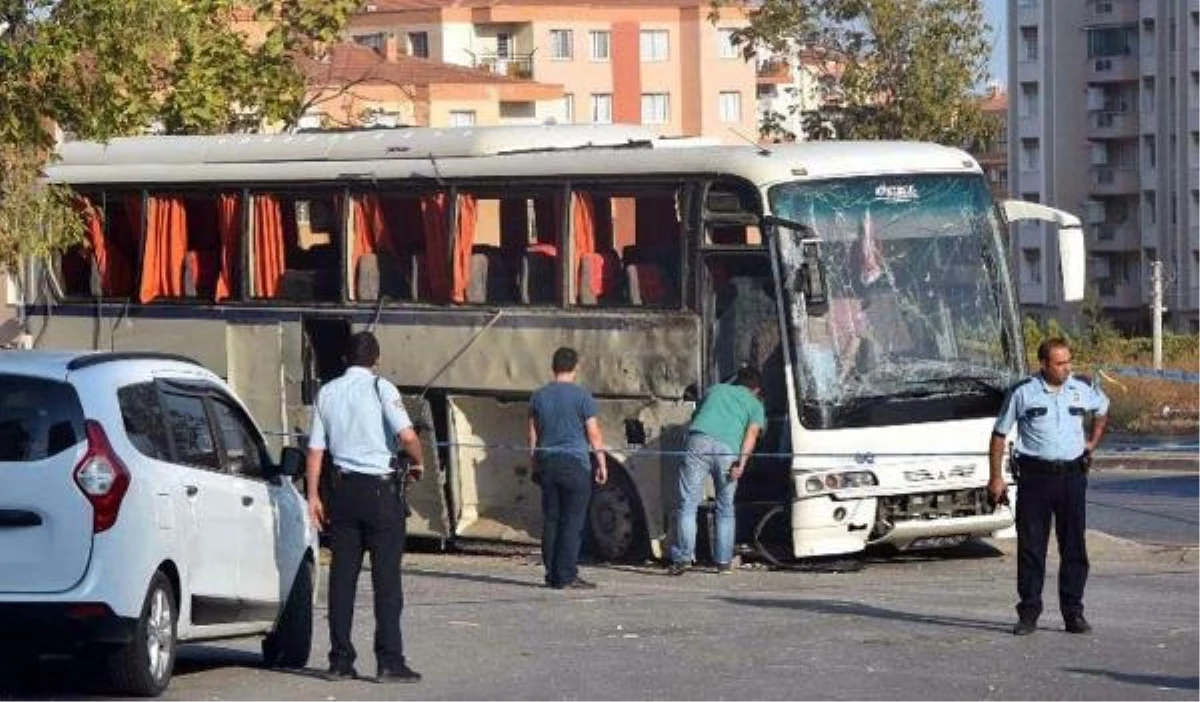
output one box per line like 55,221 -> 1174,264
718,0 -> 995,147
0,0 -> 358,283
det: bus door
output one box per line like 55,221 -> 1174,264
698,247 -> 791,517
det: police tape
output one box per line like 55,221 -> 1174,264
1101,365 -> 1200,384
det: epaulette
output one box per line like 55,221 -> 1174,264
1007,376 -> 1036,394
1074,373 -> 1094,387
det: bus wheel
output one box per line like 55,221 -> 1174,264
586,466 -> 648,563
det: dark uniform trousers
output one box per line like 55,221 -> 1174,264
327,469 -> 407,670
1014,456 -> 1090,622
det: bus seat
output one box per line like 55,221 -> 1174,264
408,253 -> 424,301
468,245 -> 514,304
577,250 -> 621,305
520,244 -> 557,304
625,262 -> 676,306
356,253 -> 381,301
183,250 -> 220,298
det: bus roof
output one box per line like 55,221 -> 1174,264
47,125 -> 982,188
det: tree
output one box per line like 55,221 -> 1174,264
0,0 -> 358,324
719,0 -> 995,147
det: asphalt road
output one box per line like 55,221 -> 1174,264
4,534 -> 1196,701
1089,469 -> 1199,546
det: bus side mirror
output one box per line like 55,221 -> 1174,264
999,200 -> 1085,302
279,446 -> 306,477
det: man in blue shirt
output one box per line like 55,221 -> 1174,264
988,337 -> 1109,636
528,346 -> 608,589
306,331 -> 425,682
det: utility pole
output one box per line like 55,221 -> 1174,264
1151,260 -> 1163,371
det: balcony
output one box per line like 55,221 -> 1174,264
1086,0 -> 1139,25
1096,280 -> 1143,307
1090,166 -> 1139,194
757,58 -> 791,84
1086,110 -> 1138,138
471,51 -> 535,80
1089,221 -> 1139,251
1087,54 -> 1139,82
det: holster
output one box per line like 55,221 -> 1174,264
391,454 -> 413,518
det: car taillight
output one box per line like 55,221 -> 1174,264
73,420 -> 131,533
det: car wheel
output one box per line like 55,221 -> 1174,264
262,559 -> 313,669
586,466 -> 649,563
106,571 -> 176,697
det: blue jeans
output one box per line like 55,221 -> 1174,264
539,457 -> 592,587
669,432 -> 739,566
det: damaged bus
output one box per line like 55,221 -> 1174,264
20,125 -> 1085,561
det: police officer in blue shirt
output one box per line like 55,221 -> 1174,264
988,337 -> 1109,637
306,331 -> 425,682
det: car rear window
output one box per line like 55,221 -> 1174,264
0,374 -> 86,461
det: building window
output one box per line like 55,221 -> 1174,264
497,32 -> 512,59
1144,136 -> 1156,169
550,29 -> 573,60
449,110 -> 476,127
640,30 -> 669,62
1022,248 -> 1042,284
1144,191 -> 1157,224
408,31 -> 429,58
1020,26 -> 1038,61
641,93 -> 669,124
1087,26 -> 1137,58
352,33 -> 386,53
718,91 -> 741,122
1019,82 -> 1039,117
718,28 -> 739,59
1142,77 -> 1156,112
589,31 -> 610,61
562,93 -> 574,123
1021,139 -> 1040,171
591,93 -> 613,123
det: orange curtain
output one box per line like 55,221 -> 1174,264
253,195 -> 286,298
215,194 -> 241,301
77,198 -> 131,297
138,196 -> 188,303
571,192 -> 596,296
452,194 -> 478,304
352,194 -> 400,264
420,193 -> 451,301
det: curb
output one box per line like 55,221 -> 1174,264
1092,454 -> 1198,472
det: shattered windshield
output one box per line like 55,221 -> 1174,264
769,174 -> 1020,428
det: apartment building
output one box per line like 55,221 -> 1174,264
977,85 -> 1010,200
1008,0 -> 1199,333
754,49 -> 843,142
346,0 -> 757,142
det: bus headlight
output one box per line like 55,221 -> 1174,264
802,470 -> 879,494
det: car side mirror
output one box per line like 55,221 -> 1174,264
279,446 -> 305,478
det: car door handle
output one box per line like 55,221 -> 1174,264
185,485 -> 199,497
242,496 -> 254,507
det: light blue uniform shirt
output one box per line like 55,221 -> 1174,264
308,366 -> 412,475
993,373 -> 1110,461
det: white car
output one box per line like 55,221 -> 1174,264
0,350 -> 317,696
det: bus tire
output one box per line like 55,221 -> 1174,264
586,463 -> 649,563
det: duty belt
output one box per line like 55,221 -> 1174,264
336,468 -> 396,482
1016,454 -> 1088,475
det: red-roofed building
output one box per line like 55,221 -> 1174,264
344,0 -> 757,141
297,41 -> 564,128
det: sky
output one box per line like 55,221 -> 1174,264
985,0 -> 1008,86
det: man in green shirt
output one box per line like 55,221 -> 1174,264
668,366 -> 765,575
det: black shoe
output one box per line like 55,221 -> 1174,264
563,577 -> 597,590
1012,619 -> 1038,636
1064,614 -> 1092,634
375,664 -> 422,683
323,664 -> 358,681
667,562 -> 688,577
